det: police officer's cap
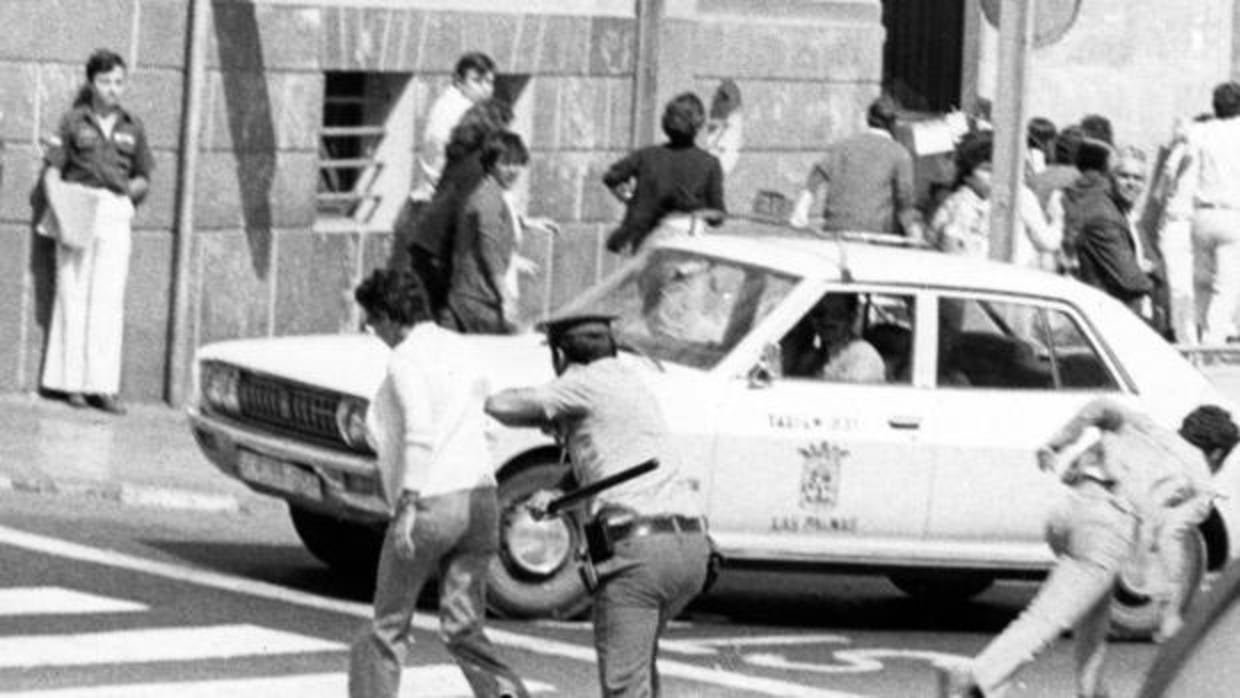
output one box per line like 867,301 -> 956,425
536,312 -> 617,340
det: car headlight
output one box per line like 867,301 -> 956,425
335,397 -> 372,452
201,361 -> 241,413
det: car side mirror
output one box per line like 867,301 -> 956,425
747,342 -> 782,389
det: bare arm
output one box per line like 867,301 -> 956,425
485,388 -> 553,428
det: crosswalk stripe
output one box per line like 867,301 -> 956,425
0,587 -> 146,616
0,624 -> 342,668
0,666 -> 556,697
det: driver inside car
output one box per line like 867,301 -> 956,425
783,293 -> 885,383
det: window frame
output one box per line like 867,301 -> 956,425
927,289 -> 1129,393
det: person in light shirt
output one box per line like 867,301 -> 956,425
347,269 -> 528,698
412,52 -> 495,201
1166,82 -> 1240,344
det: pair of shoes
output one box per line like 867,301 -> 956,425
65,393 -> 88,409
93,395 -> 126,415
933,658 -> 982,698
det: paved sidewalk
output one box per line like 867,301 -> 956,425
0,393 -> 265,513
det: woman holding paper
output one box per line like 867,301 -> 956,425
41,49 -> 153,415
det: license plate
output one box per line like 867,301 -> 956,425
237,450 -> 321,501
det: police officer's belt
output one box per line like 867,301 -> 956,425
605,514 -> 705,540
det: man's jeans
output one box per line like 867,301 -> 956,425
349,487 -> 528,698
971,487 -> 1137,697
593,530 -> 711,697
1193,208 -> 1240,344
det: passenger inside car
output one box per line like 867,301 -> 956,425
781,293 -> 886,383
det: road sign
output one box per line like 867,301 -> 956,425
981,0 -> 1081,48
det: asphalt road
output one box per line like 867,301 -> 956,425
0,489 -> 1163,697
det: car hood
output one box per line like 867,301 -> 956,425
195,332 -> 557,398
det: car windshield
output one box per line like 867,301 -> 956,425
554,249 -> 799,370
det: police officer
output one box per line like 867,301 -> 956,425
485,314 -> 711,697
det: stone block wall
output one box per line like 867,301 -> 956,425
0,0 -> 884,402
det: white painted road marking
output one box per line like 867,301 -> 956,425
0,525 -> 870,698
746,648 -> 971,674
0,587 -> 146,616
0,666 -> 555,697
0,624 -> 342,668
661,633 -> 851,656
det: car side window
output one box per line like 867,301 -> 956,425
780,292 -> 915,384
936,296 -> 1117,390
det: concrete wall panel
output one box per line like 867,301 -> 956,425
201,70 -> 324,152
122,68 -> 185,150
209,3 -> 322,71
193,150 -> 316,230
0,146 -> 41,225
548,223 -> 602,312
136,0 -> 188,69
0,0 -> 135,63
273,230 -> 359,335
0,63 -> 41,143
132,150 -> 178,231
120,230 -> 172,398
0,224 -> 31,392
588,16 -> 636,75
195,229 -> 272,345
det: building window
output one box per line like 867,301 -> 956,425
318,71 -> 413,225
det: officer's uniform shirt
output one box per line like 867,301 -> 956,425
49,103 -> 154,196
529,356 -> 701,517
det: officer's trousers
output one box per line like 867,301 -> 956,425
348,487 -> 528,698
592,529 -> 711,698
41,191 -> 133,396
970,486 -> 1136,697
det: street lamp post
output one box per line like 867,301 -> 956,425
988,0 -> 1035,263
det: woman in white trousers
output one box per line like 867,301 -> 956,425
41,49 -> 153,414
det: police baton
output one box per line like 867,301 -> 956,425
545,459 -> 658,516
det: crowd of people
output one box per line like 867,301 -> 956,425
794,84 -> 1240,348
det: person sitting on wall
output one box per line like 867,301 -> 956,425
602,92 -> 726,255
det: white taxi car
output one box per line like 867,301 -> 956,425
188,218 -> 1240,636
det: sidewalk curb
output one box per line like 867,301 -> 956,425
0,474 -> 245,514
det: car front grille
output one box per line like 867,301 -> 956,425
237,372 -> 343,448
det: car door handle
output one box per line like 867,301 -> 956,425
888,415 -> 922,430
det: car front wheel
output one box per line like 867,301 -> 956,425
1110,528 -> 1208,640
487,459 -> 591,619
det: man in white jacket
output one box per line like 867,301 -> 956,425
348,268 -> 528,698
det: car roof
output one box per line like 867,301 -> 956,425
659,218 -> 1087,302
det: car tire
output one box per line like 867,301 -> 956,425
888,570 -> 996,602
487,459 -> 592,619
1110,528 -> 1208,641
288,504 -> 383,575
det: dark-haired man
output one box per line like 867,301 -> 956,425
442,130 -> 529,334
936,398 -> 1238,698
603,92 -> 726,255
1071,144 -> 1156,314
348,268 -> 528,698
485,314 -> 710,697
789,96 -> 923,239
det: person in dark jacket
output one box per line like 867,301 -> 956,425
441,131 -> 529,334
398,99 -> 513,313
1072,145 -> 1155,314
603,93 -> 725,255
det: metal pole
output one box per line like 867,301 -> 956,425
166,0 -> 211,405
988,0 -> 1034,262
630,0 -> 663,147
